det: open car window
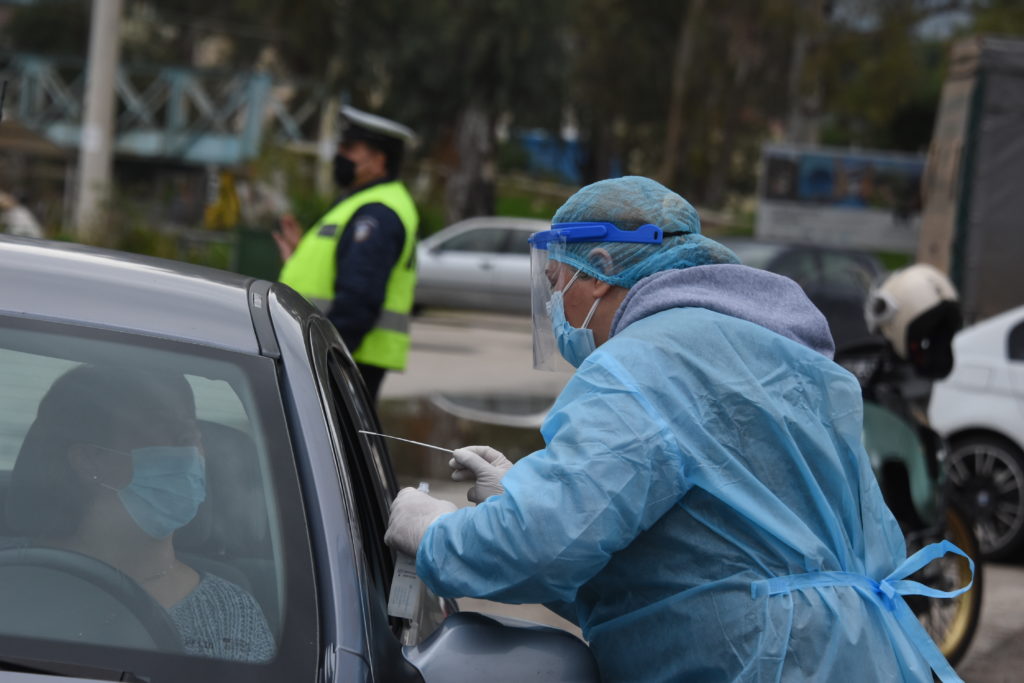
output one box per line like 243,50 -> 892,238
0,317 -> 316,682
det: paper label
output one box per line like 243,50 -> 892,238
387,553 -> 422,620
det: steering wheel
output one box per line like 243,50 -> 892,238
0,547 -> 182,650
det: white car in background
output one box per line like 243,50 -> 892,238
929,304 -> 1024,559
415,217 -> 547,314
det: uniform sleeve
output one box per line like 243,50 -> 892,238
327,203 -> 407,352
415,351 -> 692,605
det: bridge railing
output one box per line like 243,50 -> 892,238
2,53 -> 332,166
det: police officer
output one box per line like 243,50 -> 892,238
276,106 -> 418,402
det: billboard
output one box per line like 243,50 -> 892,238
756,144 -> 926,253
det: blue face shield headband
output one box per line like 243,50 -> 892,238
527,222 -> 668,251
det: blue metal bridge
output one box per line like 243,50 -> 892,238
3,53 -> 328,165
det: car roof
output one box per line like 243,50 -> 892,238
953,304 -> 1024,357
443,216 -> 550,231
420,216 -> 549,245
0,236 -> 261,354
718,237 -> 885,271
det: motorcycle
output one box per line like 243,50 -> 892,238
836,339 -> 982,666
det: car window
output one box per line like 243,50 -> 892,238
1009,320 -> 1024,362
503,230 -> 533,255
436,227 -> 509,253
0,318 -> 317,682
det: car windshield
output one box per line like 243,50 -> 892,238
0,318 -> 316,682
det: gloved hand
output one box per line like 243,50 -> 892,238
449,445 -> 514,504
384,487 -> 457,557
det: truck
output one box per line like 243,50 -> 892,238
918,36 -> 1024,324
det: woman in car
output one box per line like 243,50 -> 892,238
6,364 -> 275,662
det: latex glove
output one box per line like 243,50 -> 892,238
384,487 -> 457,557
449,445 -> 514,504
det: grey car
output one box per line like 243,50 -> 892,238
415,217 -> 547,314
0,236 -> 597,682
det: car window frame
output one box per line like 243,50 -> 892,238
305,322 -> 395,606
1009,319 -> 1024,362
0,314 -> 320,683
435,226 -> 510,254
306,320 -> 435,680
502,228 -> 533,255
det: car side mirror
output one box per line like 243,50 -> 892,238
403,611 -> 598,683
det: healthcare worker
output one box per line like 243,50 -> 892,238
385,176 -> 972,682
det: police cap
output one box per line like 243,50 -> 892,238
339,105 -> 417,150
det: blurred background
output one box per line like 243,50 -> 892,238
2,2 -> 1024,677
1,1 -> 1021,264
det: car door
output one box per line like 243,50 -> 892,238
488,228 -> 533,313
306,318 -> 446,680
419,227 -> 509,309
1009,318 -> 1024,411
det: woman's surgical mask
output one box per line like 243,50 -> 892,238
549,268 -> 602,368
96,446 -> 206,539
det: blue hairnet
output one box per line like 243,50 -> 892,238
550,176 -> 739,288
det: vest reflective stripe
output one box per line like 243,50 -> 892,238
376,310 -> 411,334
279,180 -> 418,370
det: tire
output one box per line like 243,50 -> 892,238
908,505 -> 983,667
947,434 -> 1024,560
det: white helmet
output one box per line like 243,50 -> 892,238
865,263 -> 962,378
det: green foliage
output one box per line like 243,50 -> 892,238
336,0 -> 568,150
875,250 -> 913,271
287,189 -> 334,234
11,0 -> 1024,229
6,0 -> 89,56
116,226 -> 178,260
417,197 -> 447,239
973,0 -> 1024,36
817,10 -> 948,152
494,187 -> 567,221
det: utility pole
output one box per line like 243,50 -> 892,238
74,0 -> 123,242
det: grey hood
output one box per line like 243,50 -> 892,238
610,264 -> 835,358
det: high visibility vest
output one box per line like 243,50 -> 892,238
279,180 -> 418,370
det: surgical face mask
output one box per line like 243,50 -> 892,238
333,154 -> 356,188
550,269 -> 602,368
98,446 -> 206,539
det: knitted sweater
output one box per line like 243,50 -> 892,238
167,573 -> 275,662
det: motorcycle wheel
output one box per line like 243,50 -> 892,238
909,504 -> 983,667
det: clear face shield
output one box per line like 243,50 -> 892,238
528,222 -> 666,371
529,232 -> 573,371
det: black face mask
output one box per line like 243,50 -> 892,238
333,154 -> 355,188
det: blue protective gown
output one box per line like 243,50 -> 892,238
417,265 -> 961,682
